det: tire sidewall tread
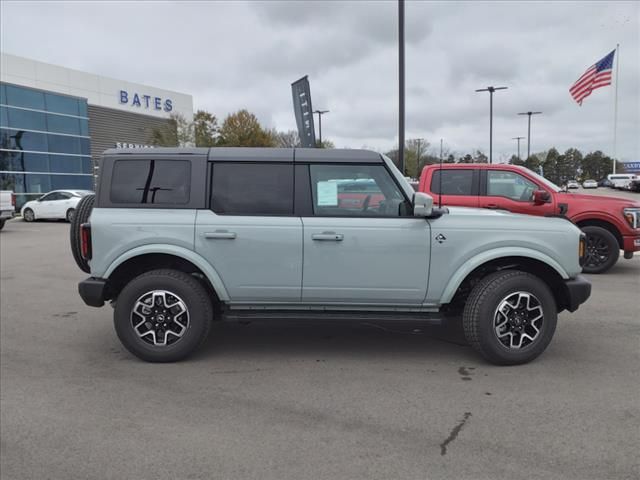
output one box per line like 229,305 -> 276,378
581,226 -> 620,274
463,270 -> 558,365
113,269 -> 213,362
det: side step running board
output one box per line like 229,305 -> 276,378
221,309 -> 444,325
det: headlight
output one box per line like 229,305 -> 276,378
623,208 -> 640,229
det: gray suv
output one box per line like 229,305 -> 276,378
72,148 -> 591,365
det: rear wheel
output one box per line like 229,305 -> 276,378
114,269 -> 213,362
23,208 -> 35,222
581,226 -> 619,274
0,219 -> 5,230
66,208 -> 75,222
463,270 -> 557,365
69,194 -> 95,273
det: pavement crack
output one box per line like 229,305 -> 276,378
440,412 -> 472,456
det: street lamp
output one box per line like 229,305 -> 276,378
475,86 -> 508,164
512,136 -> 525,161
517,111 -> 542,160
313,110 -> 329,146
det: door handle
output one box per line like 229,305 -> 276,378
312,232 -> 344,241
204,231 -> 236,240
484,204 -> 499,209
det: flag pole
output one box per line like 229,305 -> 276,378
613,43 -> 620,174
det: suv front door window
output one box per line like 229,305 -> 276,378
481,170 -> 554,215
302,163 -> 430,304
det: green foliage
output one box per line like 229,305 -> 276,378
193,110 -> 219,147
218,110 -> 275,147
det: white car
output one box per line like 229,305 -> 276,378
21,190 -> 93,222
582,179 -> 598,189
566,180 -> 580,189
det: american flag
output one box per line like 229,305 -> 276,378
570,50 -> 615,105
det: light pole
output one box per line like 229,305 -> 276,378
517,111 -> 542,160
512,136 -> 525,161
313,110 -> 329,146
475,86 -> 508,164
398,0 -> 405,174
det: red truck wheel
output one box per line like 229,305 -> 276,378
581,226 -> 619,274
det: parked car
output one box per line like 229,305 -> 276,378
72,147 -> 591,365
582,179 -> 598,189
598,179 -> 613,188
608,173 -> 637,190
0,190 -> 16,230
21,190 -> 93,222
418,164 -> 640,273
566,180 -> 580,189
630,178 -> 640,193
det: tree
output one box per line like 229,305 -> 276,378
541,148 -> 561,184
150,113 -> 194,147
405,138 -> 430,178
473,150 -> 488,163
193,110 -> 219,147
218,109 -> 275,147
444,154 -> 456,164
509,154 -> 525,166
458,154 -> 473,163
272,130 -> 301,148
315,139 -> 335,149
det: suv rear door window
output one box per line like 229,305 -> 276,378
430,170 -> 474,195
110,160 -> 191,204
211,163 -> 293,215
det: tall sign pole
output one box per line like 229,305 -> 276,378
612,43 -> 620,174
398,0 -> 405,174
512,136 -> 525,161
518,111 -> 542,160
314,110 -> 329,145
476,86 -> 507,164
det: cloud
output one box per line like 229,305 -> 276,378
1,0 -> 638,161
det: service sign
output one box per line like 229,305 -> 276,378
291,76 -> 316,148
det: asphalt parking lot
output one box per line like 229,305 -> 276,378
1,215 -> 638,480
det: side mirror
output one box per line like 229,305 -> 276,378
413,192 -> 433,217
533,189 -> 551,205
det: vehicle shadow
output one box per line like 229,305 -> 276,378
196,318 -> 475,362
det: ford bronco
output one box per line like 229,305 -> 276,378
72,148 -> 591,365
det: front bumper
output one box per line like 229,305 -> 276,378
622,234 -> 640,253
78,277 -> 109,307
562,275 -> 591,312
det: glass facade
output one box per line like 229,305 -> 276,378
0,82 -> 93,208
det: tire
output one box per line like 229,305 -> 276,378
581,226 -> 619,274
114,269 -> 213,362
0,219 -> 5,230
23,208 -> 35,222
463,270 -> 557,365
69,194 -> 95,273
66,208 -> 75,223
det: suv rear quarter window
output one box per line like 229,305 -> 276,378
110,159 -> 191,205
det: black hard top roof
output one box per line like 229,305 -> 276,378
103,147 -> 384,164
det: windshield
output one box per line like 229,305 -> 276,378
523,169 -> 562,192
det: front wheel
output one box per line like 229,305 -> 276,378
114,269 -> 213,362
463,270 -> 557,365
581,226 -> 619,274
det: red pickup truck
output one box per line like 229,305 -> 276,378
419,164 -> 640,273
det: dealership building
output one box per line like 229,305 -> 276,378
0,53 -> 193,207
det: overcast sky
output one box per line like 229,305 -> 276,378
2,0 -> 638,161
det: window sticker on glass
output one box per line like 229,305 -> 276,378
317,181 -> 338,206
